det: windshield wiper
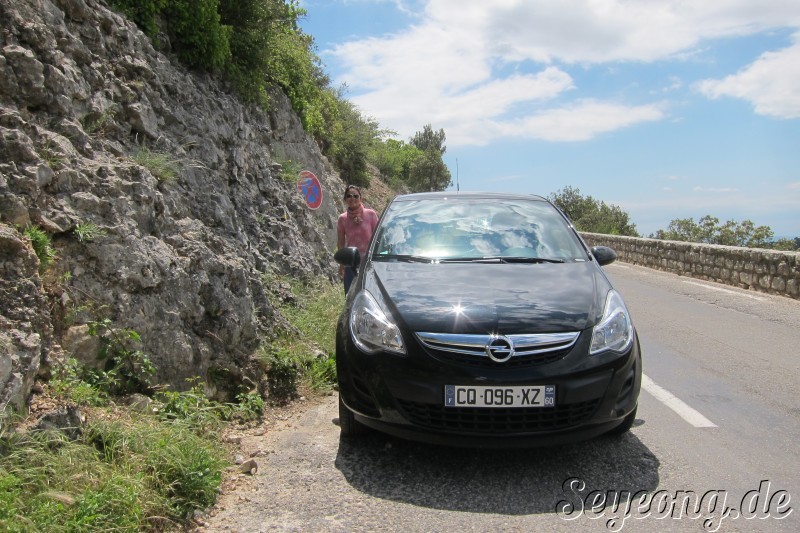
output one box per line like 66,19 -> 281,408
373,254 -> 435,263
499,256 -> 565,264
439,256 -> 565,264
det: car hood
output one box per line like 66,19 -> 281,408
362,261 -> 612,334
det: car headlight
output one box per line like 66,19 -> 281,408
349,290 -> 406,355
590,290 -> 634,355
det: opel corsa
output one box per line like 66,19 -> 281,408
334,192 -> 641,447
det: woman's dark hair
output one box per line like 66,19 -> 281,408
343,185 -> 362,199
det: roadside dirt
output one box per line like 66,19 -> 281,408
187,389 -> 609,533
192,390 -> 338,530
192,173 -> 399,531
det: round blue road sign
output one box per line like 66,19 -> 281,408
297,170 -> 323,210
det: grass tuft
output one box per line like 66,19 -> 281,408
0,408 -> 226,531
23,224 -> 56,271
260,274 -> 343,397
0,270 -> 344,531
132,146 -> 181,181
73,221 -> 107,243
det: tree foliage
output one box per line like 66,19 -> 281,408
367,125 -> 451,192
218,0 -> 304,106
164,0 -> 232,70
108,0 -> 450,193
408,124 -> 451,192
108,0 -> 168,37
771,237 -> 800,251
548,186 -> 638,236
327,99 -> 381,187
651,216 -> 785,248
410,124 -> 446,153
369,138 -> 423,189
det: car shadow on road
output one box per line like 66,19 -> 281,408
334,422 -> 658,516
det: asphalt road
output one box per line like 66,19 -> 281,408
200,263 -> 800,532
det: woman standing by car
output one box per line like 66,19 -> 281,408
337,185 -> 379,294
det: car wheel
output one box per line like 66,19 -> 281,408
338,395 -> 365,438
607,406 -> 637,436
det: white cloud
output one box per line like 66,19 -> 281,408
352,67 -> 580,145
428,0 -> 800,63
328,0 -> 800,145
331,16 -> 489,93
697,34 -> 800,119
491,100 -> 665,143
788,182 -> 800,190
659,77 -> 684,94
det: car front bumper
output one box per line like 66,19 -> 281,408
337,328 -> 642,448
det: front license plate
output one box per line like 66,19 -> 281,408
444,385 -> 556,408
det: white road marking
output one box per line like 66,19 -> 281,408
682,280 -> 765,301
642,374 -> 717,428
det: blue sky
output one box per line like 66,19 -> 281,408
299,0 -> 800,238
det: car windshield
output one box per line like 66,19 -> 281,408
371,197 -> 588,262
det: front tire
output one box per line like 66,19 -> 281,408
607,406 -> 637,436
338,394 -> 365,439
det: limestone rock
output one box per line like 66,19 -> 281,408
0,0 -> 348,414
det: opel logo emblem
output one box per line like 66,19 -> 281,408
486,336 -> 514,363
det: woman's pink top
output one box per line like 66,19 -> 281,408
337,208 -> 379,257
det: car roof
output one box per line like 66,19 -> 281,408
391,191 -> 550,202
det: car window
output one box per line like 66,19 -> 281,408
372,198 -> 587,261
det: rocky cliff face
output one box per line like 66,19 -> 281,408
0,0 -> 346,416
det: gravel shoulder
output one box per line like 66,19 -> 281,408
193,390 -> 662,533
194,391 -> 341,531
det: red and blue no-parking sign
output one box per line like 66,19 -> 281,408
297,170 -> 323,210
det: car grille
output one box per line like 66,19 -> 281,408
397,399 -> 600,434
415,331 -> 579,368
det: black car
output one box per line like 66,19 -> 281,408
334,192 -> 641,447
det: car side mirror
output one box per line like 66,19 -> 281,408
591,246 -> 617,266
334,247 -> 361,274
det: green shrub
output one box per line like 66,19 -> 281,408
277,158 -> 303,182
110,0 -> 392,188
259,346 -> 299,401
0,471 -> 23,525
87,319 -> 156,396
307,355 -> 336,393
259,275 -> 344,395
23,224 -> 56,271
63,412 -> 221,526
218,0 -> 274,105
87,417 -> 227,516
109,0 -> 168,38
233,390 -> 265,421
80,105 -> 121,138
50,358 -> 111,407
155,381 -> 230,434
0,427 -> 172,531
73,221 -> 107,243
163,0 -> 231,70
